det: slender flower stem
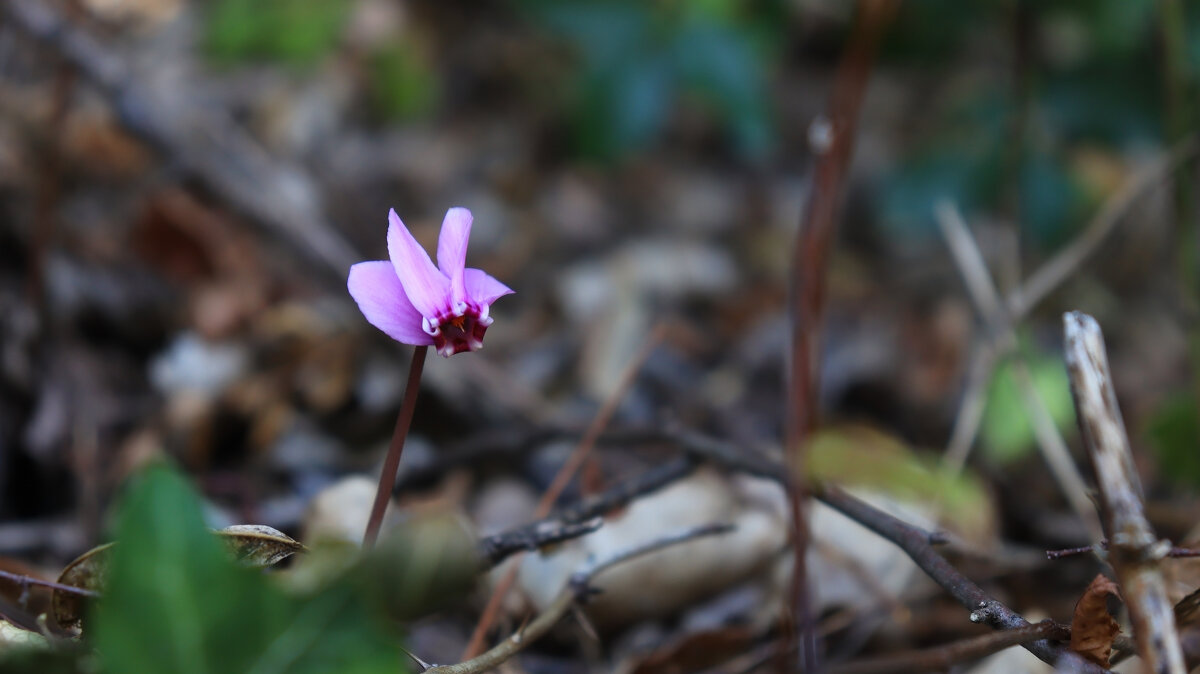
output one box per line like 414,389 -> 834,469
363,345 -> 428,548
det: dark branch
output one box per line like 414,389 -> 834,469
477,518 -> 603,570
829,620 -> 1068,674
475,456 -> 698,569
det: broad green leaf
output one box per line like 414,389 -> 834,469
93,466 -> 402,674
55,525 -> 304,632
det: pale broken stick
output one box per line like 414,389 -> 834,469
935,201 -> 1102,540
1064,311 -> 1186,674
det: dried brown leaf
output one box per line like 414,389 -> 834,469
51,525 -> 304,632
52,542 -> 114,632
1070,573 -> 1123,667
217,525 -> 307,568
1175,586 -> 1200,628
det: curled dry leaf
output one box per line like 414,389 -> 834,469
1175,586 -> 1200,629
51,525 -> 304,632
1070,573 -> 1123,667
217,525 -> 307,568
53,542 -> 114,632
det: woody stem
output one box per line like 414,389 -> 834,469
363,345 -> 428,548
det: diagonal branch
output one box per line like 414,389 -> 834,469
1010,139 -> 1200,321
935,201 -> 1102,540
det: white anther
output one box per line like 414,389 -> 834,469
421,316 -> 440,336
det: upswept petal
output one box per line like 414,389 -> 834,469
347,261 -> 434,345
436,207 -> 472,307
387,209 -> 450,319
464,268 -> 514,307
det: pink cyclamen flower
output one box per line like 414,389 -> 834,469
348,207 -> 513,357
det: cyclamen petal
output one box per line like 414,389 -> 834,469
347,261 -> 435,346
437,207 -> 472,308
387,209 -> 451,320
464,268 -> 514,307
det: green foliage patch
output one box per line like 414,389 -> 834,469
522,0 -> 779,160
92,466 -> 404,674
205,0 -> 349,68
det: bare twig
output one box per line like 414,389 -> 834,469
427,524 -> 734,674
1009,138 -> 1200,321
828,620 -> 1068,674
944,344 -> 999,471
460,325 -> 665,659
1064,311 -> 1186,673
477,518 -> 603,570
0,569 -> 98,599
477,456 -> 696,570
935,201 -> 1102,539
812,483 -> 1109,672
1047,541 -> 1200,560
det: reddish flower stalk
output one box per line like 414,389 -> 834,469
362,345 -> 426,547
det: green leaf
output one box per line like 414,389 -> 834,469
93,465 -> 402,674
205,0 -> 348,68
368,42 -> 440,121
522,0 -> 776,160
1147,393 -> 1200,489
980,354 -> 1077,465
806,425 -> 994,540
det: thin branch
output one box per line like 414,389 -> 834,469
944,344 -> 999,472
0,569 -> 98,599
476,518 -> 603,570
935,201 -> 1102,539
477,456 -> 697,569
1064,311 -> 1186,673
828,620 -> 1068,674
812,483 -> 1109,672
1009,137 -> 1200,320
427,524 -> 734,674
1047,541 -> 1200,560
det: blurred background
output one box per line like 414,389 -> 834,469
2,0 -> 1200,670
